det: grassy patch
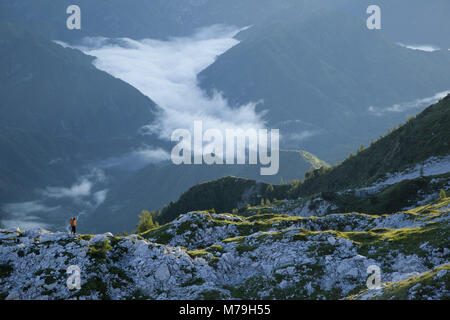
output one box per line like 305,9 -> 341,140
348,264 -> 450,300
87,240 -> 113,263
376,265 -> 449,300
176,221 -> 198,235
207,244 -> 224,255
141,224 -> 174,244
235,243 -> 258,255
108,266 -> 134,287
78,234 -> 94,241
72,276 -> 110,300
340,220 -> 449,259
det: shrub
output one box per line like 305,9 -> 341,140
137,210 -> 159,233
0,264 -> 13,278
440,189 -> 447,200
88,240 -> 112,262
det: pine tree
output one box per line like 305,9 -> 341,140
357,144 -> 365,153
136,210 -> 158,233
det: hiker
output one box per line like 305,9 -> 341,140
70,217 -> 77,235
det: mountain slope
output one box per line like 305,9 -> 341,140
0,23 -> 161,202
199,7 -> 450,162
137,96 -> 450,227
0,22 -> 158,142
1,198 -> 448,300
0,0 -> 330,42
292,94 -> 450,197
85,150 -> 327,233
3,0 -> 450,47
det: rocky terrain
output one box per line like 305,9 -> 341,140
1,197 -> 448,300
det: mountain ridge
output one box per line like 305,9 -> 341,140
1,197 -> 448,300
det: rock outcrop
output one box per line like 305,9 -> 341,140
0,198 -> 448,300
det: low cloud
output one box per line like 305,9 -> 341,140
2,201 -> 59,216
67,25 -> 267,141
40,168 -> 105,200
397,43 -> 441,52
100,148 -> 171,171
93,189 -> 108,208
1,219 -> 51,230
1,169 -> 110,230
1,201 -> 58,230
285,130 -> 317,143
368,90 -> 450,116
42,179 -> 93,199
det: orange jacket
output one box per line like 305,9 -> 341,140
70,219 -> 77,227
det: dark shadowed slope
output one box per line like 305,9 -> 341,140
0,23 -> 160,202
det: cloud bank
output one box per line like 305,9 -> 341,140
100,148 -> 171,171
40,168 -> 106,201
1,168 -> 109,231
397,43 -> 441,52
1,201 -> 58,230
72,25 -> 266,140
368,90 -> 450,116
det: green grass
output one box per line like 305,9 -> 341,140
375,265 -> 450,300
186,249 -> 220,269
77,234 -> 94,241
339,220 -> 449,260
71,276 -> 110,300
347,264 -> 450,300
236,244 -> 258,255
141,224 -> 174,244
208,244 -> 224,254
186,249 -> 210,259
87,240 -> 113,263
108,266 -> 134,286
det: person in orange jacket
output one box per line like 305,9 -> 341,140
70,217 -> 77,235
